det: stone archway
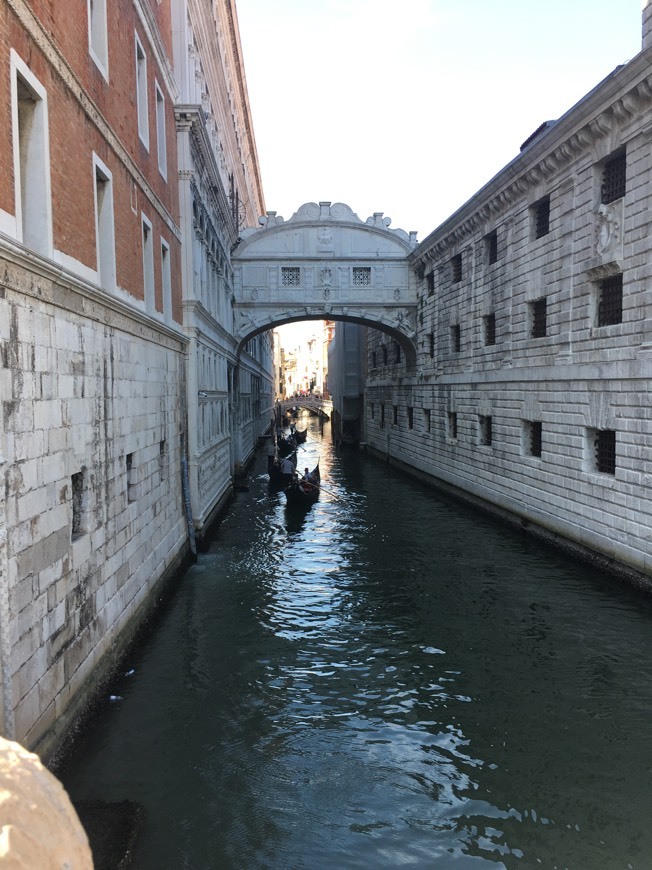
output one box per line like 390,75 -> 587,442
232,202 -> 419,365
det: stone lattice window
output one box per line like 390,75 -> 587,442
601,149 -> 626,204
282,267 -> 301,287
352,267 -> 371,286
597,274 -> 623,326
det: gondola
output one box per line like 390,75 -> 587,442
268,450 -> 296,489
284,461 -> 320,506
277,433 -> 297,457
294,427 -> 308,444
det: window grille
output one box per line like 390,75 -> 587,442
393,405 -> 398,425
451,324 -> 461,353
282,267 -> 300,287
429,333 -> 434,358
595,429 -> 616,474
529,421 -> 542,457
533,196 -> 550,239
408,407 -> 414,429
486,230 -> 498,265
531,297 -> 547,338
426,272 -> 435,296
479,415 -> 492,446
451,254 -> 462,283
424,408 -> 431,433
601,150 -> 626,204
597,274 -> 623,326
353,267 -> 371,286
484,313 -> 496,346
448,412 -> 458,439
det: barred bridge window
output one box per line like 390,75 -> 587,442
282,267 -> 300,287
525,420 -> 542,457
597,274 -> 623,326
601,149 -> 626,204
352,267 -> 371,286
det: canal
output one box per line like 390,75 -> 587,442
59,420 -> 652,869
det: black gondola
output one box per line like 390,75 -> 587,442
284,461 -> 320,506
294,427 -> 308,444
268,451 -> 296,488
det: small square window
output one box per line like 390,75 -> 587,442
352,267 -> 371,286
451,254 -> 463,283
282,267 -> 301,287
533,196 -> 550,239
530,297 -> 547,338
601,149 -> 626,204
479,415 -> 492,446
483,313 -> 496,346
597,274 -> 623,326
485,230 -> 498,265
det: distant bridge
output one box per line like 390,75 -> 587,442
276,396 -> 332,420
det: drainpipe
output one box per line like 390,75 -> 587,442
0,453 -> 14,739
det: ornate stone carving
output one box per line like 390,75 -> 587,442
595,204 -> 619,256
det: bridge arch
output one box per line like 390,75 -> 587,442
232,202 -> 419,366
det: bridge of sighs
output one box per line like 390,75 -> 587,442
231,201 -> 419,365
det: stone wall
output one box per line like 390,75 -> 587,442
365,43 -> 652,585
1,247 -> 189,756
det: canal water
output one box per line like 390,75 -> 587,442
60,420 -> 652,869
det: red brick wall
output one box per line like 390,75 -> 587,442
1,0 -> 181,321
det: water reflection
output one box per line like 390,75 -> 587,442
60,420 -> 652,869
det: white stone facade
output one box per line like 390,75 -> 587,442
364,42 -> 652,584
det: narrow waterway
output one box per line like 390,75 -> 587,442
60,420 -> 652,869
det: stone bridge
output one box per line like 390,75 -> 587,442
276,396 -> 333,420
232,202 -> 419,365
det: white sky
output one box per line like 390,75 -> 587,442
236,0 -> 642,241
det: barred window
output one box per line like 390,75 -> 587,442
483,313 -> 496,346
533,196 -> 550,239
479,415 -> 492,446
448,412 -> 457,439
424,408 -> 431,433
485,230 -> 498,265
594,429 -> 616,474
353,267 -> 371,286
380,404 -> 385,428
429,332 -> 434,358
597,274 -> 623,326
531,297 -> 547,338
282,267 -> 300,287
451,253 -> 462,283
451,324 -> 461,353
525,420 -> 542,457
426,272 -> 435,296
393,405 -> 398,425
407,407 -> 414,429
601,149 -> 626,204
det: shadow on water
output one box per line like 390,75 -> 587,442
58,418 -> 652,870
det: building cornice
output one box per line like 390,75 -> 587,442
411,47 -> 652,266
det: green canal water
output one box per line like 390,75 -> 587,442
60,421 -> 652,869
